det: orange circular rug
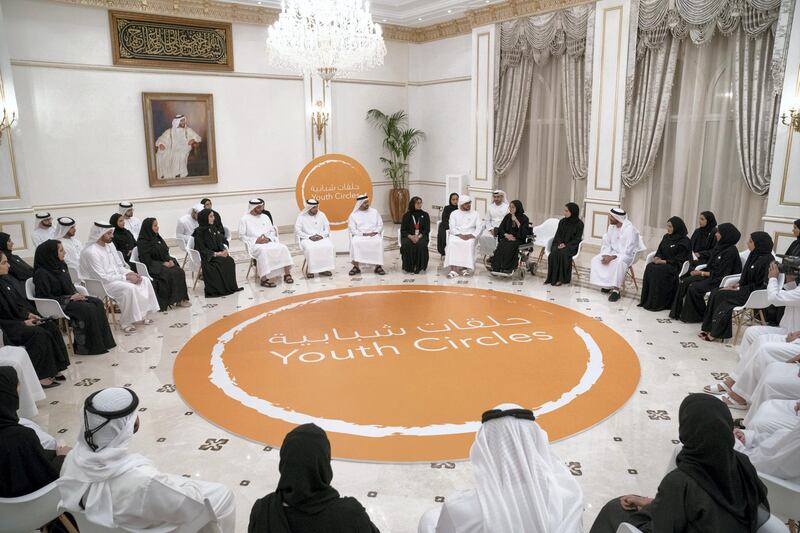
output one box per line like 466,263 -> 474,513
175,286 -> 640,462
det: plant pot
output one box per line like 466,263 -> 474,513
389,188 -> 409,224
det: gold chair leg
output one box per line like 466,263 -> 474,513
181,253 -> 188,269
787,518 -> 798,533
572,260 -> 580,279
58,513 -> 79,533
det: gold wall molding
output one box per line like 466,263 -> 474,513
48,0 -> 595,43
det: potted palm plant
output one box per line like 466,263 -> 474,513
366,109 -> 425,223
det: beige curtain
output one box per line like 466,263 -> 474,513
624,36 -> 766,247
500,57 -> 586,227
494,57 -> 535,177
620,35 -> 680,188
562,52 -> 590,181
733,24 -> 781,195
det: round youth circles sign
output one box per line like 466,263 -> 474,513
175,286 -> 640,462
295,154 -> 373,231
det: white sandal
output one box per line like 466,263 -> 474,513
122,325 -> 136,333
447,271 -> 459,279
143,319 -> 154,325
721,394 -> 749,410
703,382 -> 731,396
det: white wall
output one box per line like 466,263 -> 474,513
408,34 -> 472,211
1,0 -> 472,251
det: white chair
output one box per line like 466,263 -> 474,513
624,237 -> 648,293
741,249 -> 751,264
678,260 -> 691,278
25,278 -> 77,350
129,248 -> 152,280
645,251 -> 656,265
721,274 -> 741,288
397,227 -> 402,248
617,525 -> 643,533
759,472 -> 800,532
0,344 -> 45,418
177,234 -> 190,268
224,225 -> 231,243
0,481 -> 75,533
242,239 -> 260,280
83,278 -> 119,329
571,240 -> 585,280
67,266 -> 81,285
531,218 -> 560,269
731,273 -> 786,343
186,248 -> 204,290
70,498 -> 216,533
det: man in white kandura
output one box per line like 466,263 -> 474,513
239,198 -> 294,288
446,195 -> 482,278
477,190 -> 509,258
418,404 -> 584,533
176,203 -> 203,244
348,194 -> 385,276
55,217 -> 82,272
295,199 -> 336,279
58,387 -> 236,532
734,399 -> 799,484
739,262 -> 800,362
32,212 -> 56,248
155,114 -> 202,179
117,201 -> 142,239
589,207 -> 644,302
79,221 -> 159,333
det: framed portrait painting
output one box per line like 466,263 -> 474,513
142,92 -> 218,188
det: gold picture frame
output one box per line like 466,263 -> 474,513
110,11 -> 234,72
142,92 -> 218,188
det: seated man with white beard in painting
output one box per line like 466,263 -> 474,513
155,114 -> 201,179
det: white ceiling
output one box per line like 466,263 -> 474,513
222,0 -> 501,27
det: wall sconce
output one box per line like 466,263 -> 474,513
311,100 -> 329,141
0,108 -> 16,146
781,108 -> 800,134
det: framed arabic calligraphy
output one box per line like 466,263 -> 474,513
109,11 -> 233,72
142,93 -> 218,188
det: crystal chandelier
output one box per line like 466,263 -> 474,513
267,0 -> 387,82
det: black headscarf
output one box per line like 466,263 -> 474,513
137,218 -> 165,245
33,239 -> 66,273
32,240 -> 75,298
0,366 -> 19,429
109,213 -> 137,255
675,394 -> 767,530
713,223 -> 741,252
566,202 -> 580,218
786,219 -> 800,257
195,208 -> 215,233
740,231 -> 774,277
665,216 -> 689,242
690,211 -> 718,253
441,193 -> 459,228
0,232 -> 33,282
254,424 -> 341,532
407,197 -> 422,213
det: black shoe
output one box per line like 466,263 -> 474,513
601,288 -> 612,294
42,381 -> 61,389
54,374 -> 67,381
608,291 -> 621,302
733,418 -> 746,429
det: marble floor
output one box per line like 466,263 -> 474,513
27,231 -> 745,532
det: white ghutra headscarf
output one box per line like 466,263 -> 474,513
351,194 -> 369,215
471,403 -> 584,533
58,388 -> 152,528
86,221 -> 113,244
302,198 -> 320,215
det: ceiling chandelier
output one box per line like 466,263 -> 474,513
266,0 -> 387,82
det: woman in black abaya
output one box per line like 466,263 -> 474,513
436,193 -> 459,258
590,394 -> 770,533
193,209 -> 241,298
670,223 -> 742,323
248,423 -> 379,533
0,252 -> 69,387
490,200 -> 530,274
0,367 -> 64,498
0,232 -> 33,282
689,211 -> 718,268
110,213 -> 137,267
136,218 -> 190,310
638,217 -> 691,311
400,197 -> 430,274
700,232 -> 774,341
544,203 -> 584,286
32,240 -> 116,356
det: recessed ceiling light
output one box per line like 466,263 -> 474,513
382,18 -> 387,22
418,17 -> 422,20
447,9 -> 452,13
